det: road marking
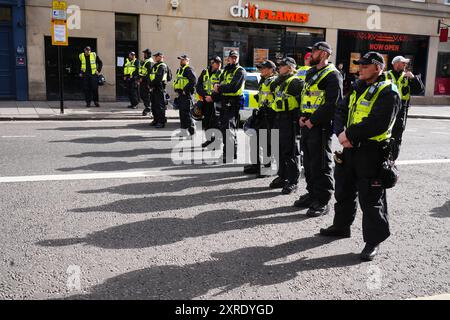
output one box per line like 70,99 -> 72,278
1,135 -> 36,138
396,159 -> 450,165
431,131 -> 450,135
408,293 -> 450,300
0,167 -> 243,183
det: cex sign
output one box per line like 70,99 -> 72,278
230,0 -> 309,23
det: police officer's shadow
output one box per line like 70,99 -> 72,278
430,200 -> 450,218
38,206 -> 304,249
64,236 -> 359,300
39,123 -> 174,132
57,157 -> 178,172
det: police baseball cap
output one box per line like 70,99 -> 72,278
228,50 -> 239,57
310,41 -> 333,54
177,54 -> 189,60
129,51 -> 136,56
257,60 -> 276,70
353,52 -> 385,68
142,48 -> 152,55
153,52 -> 164,57
84,46 -> 91,51
279,57 -> 297,68
211,56 -> 222,64
392,56 -> 410,65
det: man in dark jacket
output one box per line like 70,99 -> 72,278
214,50 -> 246,163
320,52 -> 401,261
149,52 -> 169,128
123,51 -> 140,109
139,48 -> 153,116
294,42 -> 343,217
79,46 -> 103,108
173,54 -> 197,136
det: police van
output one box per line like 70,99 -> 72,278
240,72 -> 261,122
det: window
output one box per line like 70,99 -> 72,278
0,7 -> 12,23
245,75 -> 259,91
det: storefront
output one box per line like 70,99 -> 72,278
24,0 -> 450,103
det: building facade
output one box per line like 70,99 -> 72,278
24,0 -> 450,104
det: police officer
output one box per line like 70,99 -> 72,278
244,60 -> 277,177
196,56 -> 223,148
297,52 -> 311,82
214,50 -> 246,163
139,49 -> 153,116
269,57 -> 304,194
149,52 -> 169,128
320,52 -> 401,261
123,52 -> 140,109
385,56 -> 424,160
174,54 -> 197,136
79,46 -> 103,108
294,41 -> 343,217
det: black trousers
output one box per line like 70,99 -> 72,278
127,79 -> 139,107
218,98 -> 241,162
391,102 -> 409,161
300,125 -> 334,204
178,94 -> 194,130
139,80 -> 151,109
151,88 -> 166,124
201,101 -> 218,132
82,75 -> 99,105
250,115 -> 273,168
274,111 -> 300,184
333,145 -> 390,245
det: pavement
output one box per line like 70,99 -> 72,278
1,100 -> 450,120
0,118 -> 449,300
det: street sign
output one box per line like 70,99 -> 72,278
51,20 -> 68,46
52,1 -> 67,21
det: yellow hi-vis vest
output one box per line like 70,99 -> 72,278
271,75 -> 300,112
173,65 -> 190,91
300,64 -> 337,115
149,63 -> 168,82
195,68 -> 223,101
258,76 -> 276,109
347,80 -> 398,142
221,65 -> 245,97
124,58 -> 137,77
297,66 -> 311,82
79,52 -> 97,75
385,70 -> 410,102
139,58 -> 152,77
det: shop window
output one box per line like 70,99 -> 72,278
435,52 -> 450,95
0,7 -> 11,23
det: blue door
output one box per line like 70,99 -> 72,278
0,6 -> 14,99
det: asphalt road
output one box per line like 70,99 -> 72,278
0,118 -> 449,300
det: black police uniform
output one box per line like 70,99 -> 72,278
270,73 -> 303,192
175,65 -> 197,134
149,62 -> 169,126
80,54 -> 103,107
384,70 -> 424,160
218,63 -> 246,162
331,77 -> 401,246
125,59 -> 140,108
140,58 -> 153,114
196,67 -> 222,135
299,65 -> 343,208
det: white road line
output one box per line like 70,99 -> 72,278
1,135 -> 36,138
0,167 -> 243,183
431,131 -> 450,135
397,159 -> 450,165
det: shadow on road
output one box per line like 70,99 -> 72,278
38,206 -> 305,249
430,201 -> 450,218
63,236 -> 360,299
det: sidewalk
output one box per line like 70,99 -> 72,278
0,100 -> 179,120
0,100 -> 450,120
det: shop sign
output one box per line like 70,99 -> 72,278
230,0 -> 309,23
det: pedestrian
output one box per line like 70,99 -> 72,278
196,56 -> 223,148
123,51 -> 140,109
269,57 -> 304,194
385,56 -> 425,160
79,46 -> 103,108
173,54 -> 197,136
297,51 -> 311,82
149,52 -> 169,128
320,52 -> 401,261
243,60 -> 277,177
214,50 -> 246,163
294,41 -> 343,217
139,48 -> 153,116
